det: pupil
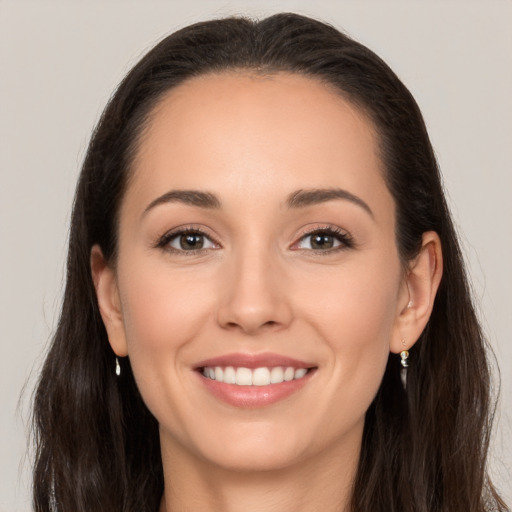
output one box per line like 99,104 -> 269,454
180,233 -> 203,250
312,233 -> 333,249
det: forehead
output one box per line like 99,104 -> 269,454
125,71 -> 389,216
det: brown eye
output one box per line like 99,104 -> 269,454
165,231 -> 216,251
310,233 -> 335,249
294,228 -> 353,252
179,233 -> 204,250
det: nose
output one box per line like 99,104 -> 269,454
216,247 -> 293,335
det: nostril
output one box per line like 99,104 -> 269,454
222,318 -> 281,333
217,296 -> 293,334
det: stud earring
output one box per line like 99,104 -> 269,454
115,357 -> 121,377
400,339 -> 409,389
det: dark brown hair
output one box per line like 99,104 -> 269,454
32,13 -> 508,512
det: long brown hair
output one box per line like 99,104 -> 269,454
32,13 -> 508,512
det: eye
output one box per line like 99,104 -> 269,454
158,229 -> 218,253
293,227 -> 353,252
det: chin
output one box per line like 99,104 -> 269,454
205,444 -> 307,473
176,422 -> 313,473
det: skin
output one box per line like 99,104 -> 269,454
92,72 -> 442,512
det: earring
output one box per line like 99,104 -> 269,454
400,339 -> 409,389
115,357 -> 121,377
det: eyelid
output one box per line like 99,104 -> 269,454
155,224 -> 221,252
290,224 -> 355,252
154,223 -> 354,254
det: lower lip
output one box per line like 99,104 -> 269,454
197,370 -> 315,408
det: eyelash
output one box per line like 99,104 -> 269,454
155,224 -> 354,255
292,225 -> 355,254
155,226 -> 219,255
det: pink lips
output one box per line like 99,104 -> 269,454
195,352 -> 317,408
195,352 -> 314,370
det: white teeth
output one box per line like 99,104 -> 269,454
294,368 -> 307,379
252,367 -> 271,386
223,366 -> 236,384
270,366 -> 284,384
214,367 -> 224,381
202,365 -> 310,385
284,367 -> 295,381
235,367 -> 252,386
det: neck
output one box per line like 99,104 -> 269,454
158,432 -> 361,512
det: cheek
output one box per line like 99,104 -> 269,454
302,257 -> 399,343
297,257 -> 400,415
120,247 -> 219,330
116,262 -> 214,388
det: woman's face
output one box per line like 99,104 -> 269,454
105,72 -> 409,471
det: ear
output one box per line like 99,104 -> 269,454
90,245 -> 128,357
390,231 -> 443,353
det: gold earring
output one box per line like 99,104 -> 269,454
400,339 -> 409,389
115,357 -> 121,377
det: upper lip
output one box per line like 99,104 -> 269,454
194,352 -> 316,370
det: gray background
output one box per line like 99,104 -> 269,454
1,1 -> 510,510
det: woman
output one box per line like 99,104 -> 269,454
32,13 -> 509,512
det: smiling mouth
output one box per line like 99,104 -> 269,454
200,366 -> 314,386
194,353 -> 317,407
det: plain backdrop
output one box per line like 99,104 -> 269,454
1,1 -> 511,510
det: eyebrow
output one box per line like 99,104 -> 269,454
142,190 -> 221,216
286,188 -> 374,218
142,187 -> 374,219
